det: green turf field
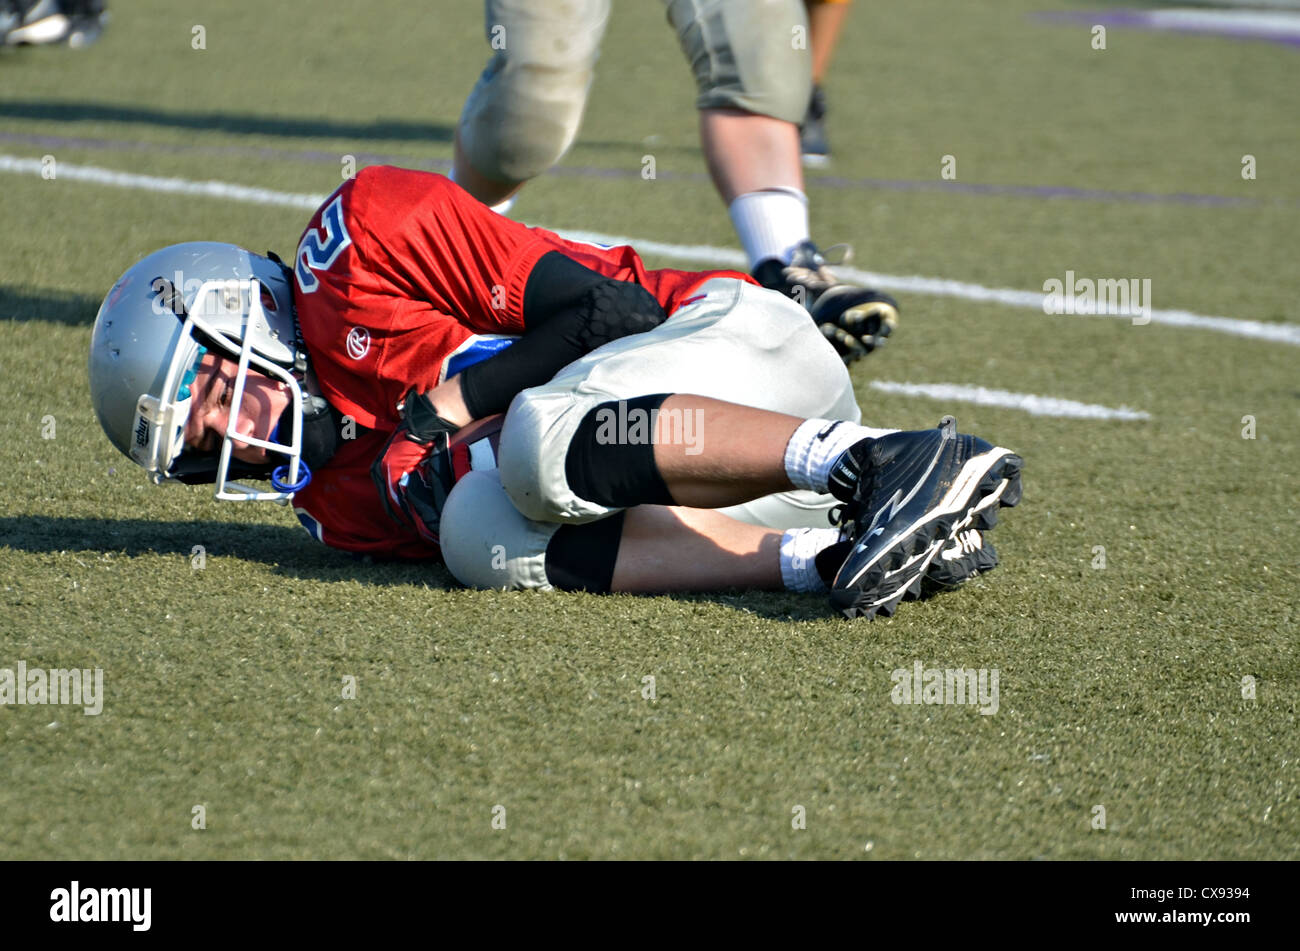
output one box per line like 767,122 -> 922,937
1,0 -> 1296,860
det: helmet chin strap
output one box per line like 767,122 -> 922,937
269,460 -> 312,494
274,393 -> 348,473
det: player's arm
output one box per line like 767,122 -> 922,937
370,251 -> 670,542
452,250 -> 669,420
410,247 -> 674,427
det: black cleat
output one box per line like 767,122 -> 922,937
925,527 -> 999,595
2,0 -> 105,47
1,1 -> 25,43
800,84 -> 831,168
752,240 -> 900,364
826,416 -> 1023,619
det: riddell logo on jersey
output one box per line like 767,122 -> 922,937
346,326 -> 370,359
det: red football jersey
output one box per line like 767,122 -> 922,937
288,165 -> 754,559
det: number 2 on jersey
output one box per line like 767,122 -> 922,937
295,193 -> 353,293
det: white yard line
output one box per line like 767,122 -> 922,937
561,230 -> 1300,347
867,381 -> 1151,421
1146,8 -> 1300,39
0,155 -> 328,209
4,155 -> 1298,347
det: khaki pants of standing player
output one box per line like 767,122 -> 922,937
458,0 -> 811,183
439,278 -> 859,590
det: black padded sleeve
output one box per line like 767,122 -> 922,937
457,251 -> 668,419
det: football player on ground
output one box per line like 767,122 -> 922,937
88,166 -> 1021,618
450,0 -> 898,364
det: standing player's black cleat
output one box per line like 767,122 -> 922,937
826,416 -> 1023,620
800,84 -> 831,167
752,239 -> 900,365
2,0 -> 106,47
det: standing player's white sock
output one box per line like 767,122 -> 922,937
783,418 -> 898,494
728,186 -> 810,269
780,527 -> 841,593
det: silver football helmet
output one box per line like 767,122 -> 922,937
88,242 -> 311,503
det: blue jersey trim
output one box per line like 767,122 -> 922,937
442,334 -> 517,381
293,506 -> 326,544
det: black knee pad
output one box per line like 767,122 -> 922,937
565,394 -> 676,508
544,511 -> 627,593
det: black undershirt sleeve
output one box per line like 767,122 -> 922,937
457,251 -> 668,419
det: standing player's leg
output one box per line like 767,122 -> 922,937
800,0 -> 853,166
663,0 -> 899,363
665,0 -> 812,264
452,0 -> 611,211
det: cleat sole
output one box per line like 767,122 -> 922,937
832,446 -> 1023,619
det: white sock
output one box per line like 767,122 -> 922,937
728,187 -> 810,269
783,418 -> 898,494
780,527 -> 841,593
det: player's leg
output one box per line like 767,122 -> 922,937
800,0 -> 853,166
440,469 -> 844,594
665,0 -> 811,254
512,392 -> 1022,616
452,0 -> 611,209
494,273 -> 1022,613
497,276 -> 861,530
646,403 -> 1023,618
611,505 -> 788,592
809,0 -> 851,87
452,403 -> 1023,615
562,393 -> 890,512
663,0 -> 899,362
699,108 -> 804,210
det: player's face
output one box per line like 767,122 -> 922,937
183,351 -> 291,464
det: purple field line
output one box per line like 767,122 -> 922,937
0,129 -> 1279,209
1036,10 -> 1300,48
